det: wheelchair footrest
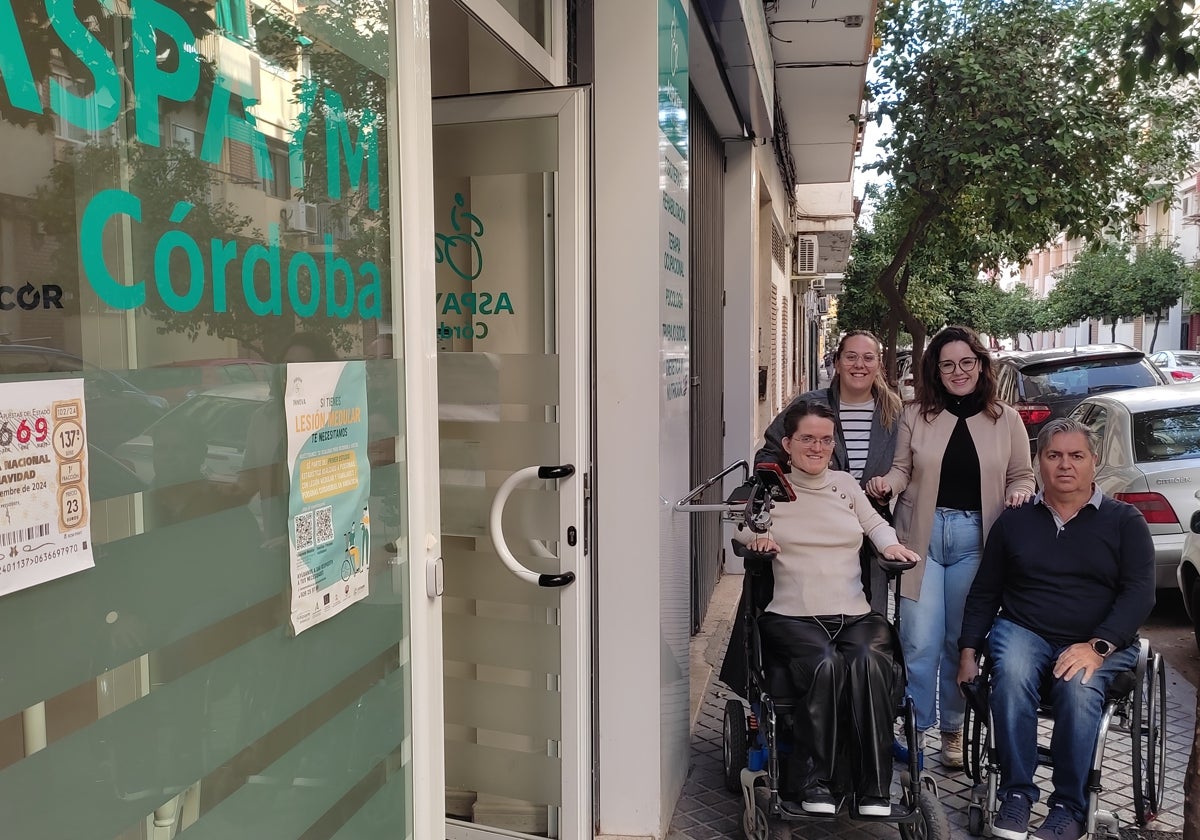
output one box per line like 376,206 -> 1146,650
778,796 -> 847,821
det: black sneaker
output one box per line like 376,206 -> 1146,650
1032,804 -> 1085,840
801,782 -> 837,815
857,795 -> 891,817
993,791 -> 1033,840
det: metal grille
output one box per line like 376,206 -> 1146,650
771,224 -> 785,272
688,90 -> 725,634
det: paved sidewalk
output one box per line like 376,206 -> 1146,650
669,573 -> 1193,839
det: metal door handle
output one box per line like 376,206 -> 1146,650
489,464 -> 576,587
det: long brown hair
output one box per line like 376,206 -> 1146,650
830,330 -> 901,430
915,325 -> 1002,421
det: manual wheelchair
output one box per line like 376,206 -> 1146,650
960,638 -> 1167,838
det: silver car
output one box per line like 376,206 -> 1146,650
1067,381 -> 1200,589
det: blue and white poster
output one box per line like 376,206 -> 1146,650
285,360 -> 371,634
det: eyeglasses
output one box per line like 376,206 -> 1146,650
841,353 -> 879,365
793,434 -> 835,448
938,357 -> 979,375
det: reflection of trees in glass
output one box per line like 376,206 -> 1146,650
255,0 -> 393,319
35,143 -> 357,359
0,0 -> 218,132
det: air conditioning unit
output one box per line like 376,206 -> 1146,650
794,235 -> 819,274
809,277 -> 825,292
284,200 -> 318,233
817,295 -> 830,315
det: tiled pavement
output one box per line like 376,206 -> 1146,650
669,574 -> 1194,840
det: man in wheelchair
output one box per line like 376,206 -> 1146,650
956,418 -> 1155,840
735,400 -> 922,816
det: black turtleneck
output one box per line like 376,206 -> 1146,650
936,391 -> 984,511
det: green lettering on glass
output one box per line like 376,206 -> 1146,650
435,193 -> 484,281
324,89 -> 380,210
132,0 -> 200,147
0,2 -> 40,114
48,0 -> 120,132
80,189 -> 146,309
201,82 -> 273,180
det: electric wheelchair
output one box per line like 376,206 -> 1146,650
700,463 -> 949,840
960,638 -> 1167,838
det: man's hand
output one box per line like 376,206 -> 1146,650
957,648 -> 980,689
746,537 -> 780,554
1053,642 -> 1104,684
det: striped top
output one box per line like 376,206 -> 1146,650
840,397 -> 875,479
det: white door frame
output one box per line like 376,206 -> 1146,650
454,0 -> 567,86
431,86 -> 592,840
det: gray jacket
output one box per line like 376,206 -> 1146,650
754,384 -> 899,486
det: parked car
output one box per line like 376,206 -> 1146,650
1148,349 -> 1200,383
1067,381 -> 1200,590
994,344 -> 1168,453
1178,510 -> 1200,651
115,382 -> 270,486
127,358 -> 270,406
895,350 -> 915,400
0,344 -> 168,450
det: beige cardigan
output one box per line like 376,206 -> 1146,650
882,402 -> 1035,600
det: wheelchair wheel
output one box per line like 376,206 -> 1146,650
1132,649 -> 1167,826
723,699 -> 749,794
899,786 -> 950,840
745,786 -> 791,840
962,695 -> 988,783
967,803 -> 985,837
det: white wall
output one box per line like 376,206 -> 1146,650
594,2 -> 689,836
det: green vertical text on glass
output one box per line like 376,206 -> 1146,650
435,193 -> 485,281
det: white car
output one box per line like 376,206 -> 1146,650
1179,508 -> 1200,652
1149,349 -> 1200,383
1068,381 -> 1200,590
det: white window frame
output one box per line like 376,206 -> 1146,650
456,0 -> 566,86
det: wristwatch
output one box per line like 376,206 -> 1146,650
1090,638 -> 1115,657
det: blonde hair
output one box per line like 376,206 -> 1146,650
831,330 -> 901,430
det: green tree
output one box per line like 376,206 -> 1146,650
868,0 -> 1200,361
1129,239 -> 1197,350
1047,247 -> 1132,341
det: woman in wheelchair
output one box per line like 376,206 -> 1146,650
737,400 -> 921,816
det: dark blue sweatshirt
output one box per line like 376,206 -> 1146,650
959,497 -> 1155,651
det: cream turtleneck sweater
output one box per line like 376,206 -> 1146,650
737,468 -> 900,618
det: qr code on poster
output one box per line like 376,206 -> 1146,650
314,505 -> 335,547
293,511 -> 314,552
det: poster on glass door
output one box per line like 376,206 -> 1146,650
0,379 -> 94,597
285,360 -> 371,634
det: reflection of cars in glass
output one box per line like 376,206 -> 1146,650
0,344 -> 168,450
1067,381 -> 1200,589
1148,349 -> 1200,383
994,344 -> 1168,454
115,382 -> 270,486
127,358 -> 270,407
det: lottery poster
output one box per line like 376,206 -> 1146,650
0,379 -> 94,597
285,360 -> 371,634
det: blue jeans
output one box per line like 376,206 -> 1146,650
989,617 -> 1140,820
899,507 -> 982,732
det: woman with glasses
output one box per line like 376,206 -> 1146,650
757,330 -> 903,611
866,325 -> 1034,770
739,399 -> 922,815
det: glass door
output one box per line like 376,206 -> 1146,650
432,88 -> 590,840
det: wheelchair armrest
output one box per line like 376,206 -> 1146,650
876,556 -> 918,575
730,540 -> 776,573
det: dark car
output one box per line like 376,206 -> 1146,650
993,344 -> 1169,453
0,344 -> 169,450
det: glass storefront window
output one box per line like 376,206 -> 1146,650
0,0 -> 413,837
